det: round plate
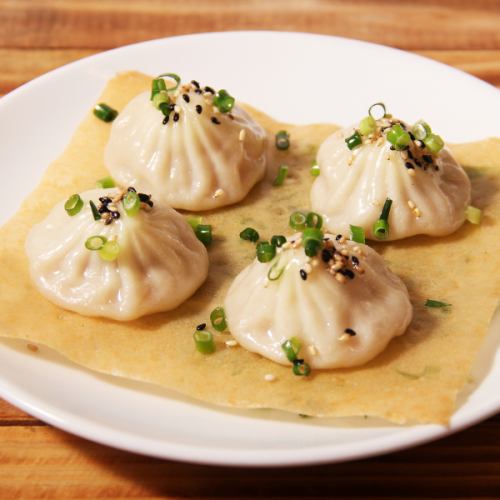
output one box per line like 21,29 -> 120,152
0,32 -> 499,467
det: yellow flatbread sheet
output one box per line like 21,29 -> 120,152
0,71 -> 499,424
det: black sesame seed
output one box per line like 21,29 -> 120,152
98,205 -> 109,214
390,145 -> 395,151
321,248 -> 333,263
173,112 -> 180,122
228,113 -> 235,120
405,161 -> 415,170
195,104 -> 202,114
182,93 -> 190,103
340,268 -> 355,279
400,122 -> 407,130
196,323 -> 206,331
99,197 -> 112,205
127,187 -> 137,193
351,255 -> 360,266
344,328 -> 357,336
434,166 -> 439,171
168,103 -> 175,111
194,88 -> 202,94
138,193 -> 151,202
409,132 -> 415,141
204,86 -> 215,94
415,159 -> 422,167
335,234 -> 342,241
162,115 -> 170,125
211,116 -> 221,125
191,80 -> 200,89
407,149 -> 414,159
105,217 -> 113,225
111,211 -> 120,219
300,269 -> 308,281
423,154 -> 433,163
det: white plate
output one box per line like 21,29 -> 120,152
0,32 -> 499,467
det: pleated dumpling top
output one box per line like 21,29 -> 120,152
310,105 -> 471,240
25,187 -> 209,321
104,75 -> 267,211
224,232 -> 412,369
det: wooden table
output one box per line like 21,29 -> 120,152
1,1 -> 499,497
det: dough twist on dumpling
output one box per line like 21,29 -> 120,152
105,74 -> 267,211
311,104 -> 471,240
26,187 -> 209,320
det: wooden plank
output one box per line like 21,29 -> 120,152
0,399 -> 39,423
0,0 -> 499,51
0,422 -> 498,498
0,49 -> 499,98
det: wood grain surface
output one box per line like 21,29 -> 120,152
0,1 -> 499,498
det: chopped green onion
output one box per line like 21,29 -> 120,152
213,89 -> 235,113
465,205 -> 482,224
345,131 -> 362,150
359,116 -> 377,136
368,102 -> 386,120
302,227 -> 323,242
425,299 -> 451,309
85,235 -> 107,251
195,224 -> 212,246
240,227 -> 260,243
193,329 -> 215,354
350,225 -> 366,244
281,337 -> 301,362
99,240 -> 120,261
289,211 -> 307,231
275,130 -> 290,150
373,198 -> 393,240
305,212 -> 323,229
411,120 -> 431,141
152,90 -> 169,109
256,241 -> 276,263
267,258 -> 285,281
150,77 -> 167,100
156,73 -> 181,92
424,133 -> 445,154
310,163 -> 320,177
210,306 -> 227,332
273,165 -> 289,186
96,176 -> 115,189
187,216 -> 202,230
64,194 -> 83,216
292,359 -> 311,376
270,235 -> 287,247
304,239 -> 321,257
386,123 -> 411,150
123,190 -> 141,217
93,103 -> 118,123
89,200 -> 101,221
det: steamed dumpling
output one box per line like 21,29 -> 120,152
224,234 -> 412,369
26,188 -> 209,320
311,114 -> 471,240
104,78 -> 267,211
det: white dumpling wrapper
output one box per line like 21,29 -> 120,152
224,235 -> 412,369
311,124 -> 471,240
26,188 -> 209,320
104,88 -> 267,211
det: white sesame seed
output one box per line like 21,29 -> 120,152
338,333 -> 350,342
408,200 -> 416,210
332,262 -> 343,271
308,345 -> 318,356
213,188 -> 224,198
225,339 -> 238,347
304,263 -> 312,274
264,373 -> 276,382
335,273 -> 347,284
212,106 -> 220,115
239,129 -> 246,141
311,258 -> 320,267
174,105 -> 181,113
413,207 -> 421,218
407,168 -> 416,177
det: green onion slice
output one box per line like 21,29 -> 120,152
292,359 -> 311,376
386,123 -> 411,150
350,225 -> 366,244
123,190 -> 141,217
195,224 -> 212,246
85,235 -> 107,251
304,239 -> 321,257
96,176 -> 116,189
359,116 -> 377,136
270,235 -> 287,248
156,73 -> 181,92
256,241 -> 276,263
273,165 -> 289,186
289,211 -> 307,231
368,102 -> 386,120
380,198 -> 393,221
240,227 -> 260,243
411,120 -> 431,141
423,133 -> 444,154
152,90 -> 169,109
193,329 -> 215,354
465,205 -> 482,224
345,131 -> 362,150
281,337 -> 301,362
64,194 -> 84,216
99,240 -> 120,261
93,103 -> 118,123
373,198 -> 393,240
89,200 -> 101,221
210,306 -> 227,332
187,216 -> 202,230
310,163 -> 320,177
275,130 -> 290,150
213,89 -> 235,113
267,257 -> 285,281
150,77 -> 167,100
302,227 -> 323,242
306,212 -> 323,229
425,299 -> 451,309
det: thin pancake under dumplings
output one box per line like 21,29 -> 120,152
0,71 -> 498,424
